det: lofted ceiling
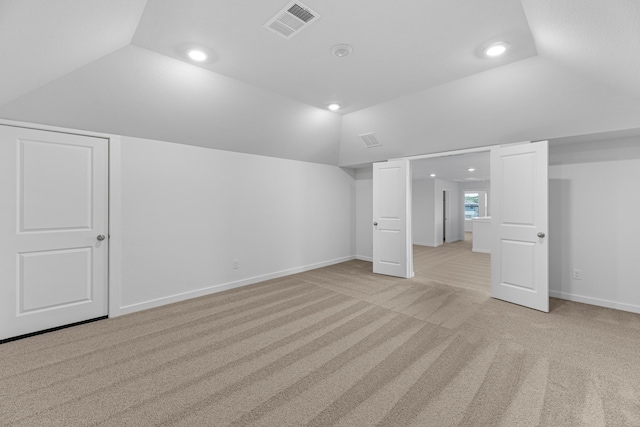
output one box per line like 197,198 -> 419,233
1,0 -> 639,166
131,0 -> 537,113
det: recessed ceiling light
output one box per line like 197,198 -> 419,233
187,49 -> 208,62
430,173 -> 436,177
327,103 -> 341,111
484,42 -> 509,57
467,168 -> 476,172
331,44 -> 353,58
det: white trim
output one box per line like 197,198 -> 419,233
472,248 -> 491,254
108,138 -> 124,317
393,141 -> 531,162
114,255 -> 356,316
393,145 -> 491,162
550,291 -> 640,315
0,119 -> 115,139
406,160 -> 414,278
356,255 -> 373,262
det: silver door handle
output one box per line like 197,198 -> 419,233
97,235 -> 106,241
537,232 -> 545,238
373,222 -> 378,226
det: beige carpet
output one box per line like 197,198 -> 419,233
1,242 -> 640,426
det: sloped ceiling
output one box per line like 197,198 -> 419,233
0,0 -> 639,166
0,0 -> 147,105
339,56 -> 640,166
0,45 -> 342,165
522,0 -> 640,99
130,0 -> 537,113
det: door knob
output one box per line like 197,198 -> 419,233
97,235 -> 106,241
373,222 -> 378,226
537,232 -> 545,238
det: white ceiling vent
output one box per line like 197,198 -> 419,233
359,132 -> 382,148
264,1 -> 320,39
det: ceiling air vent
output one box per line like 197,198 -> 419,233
359,132 -> 382,148
264,1 -> 320,39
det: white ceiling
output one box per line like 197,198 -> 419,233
412,152 -> 490,182
521,0 -> 640,99
131,0 -> 537,114
1,1 -> 639,166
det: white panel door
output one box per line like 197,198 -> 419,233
0,125 -> 108,340
490,141 -> 548,312
373,160 -> 413,278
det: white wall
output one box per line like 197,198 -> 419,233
355,168 -> 373,261
549,138 -> 640,314
412,179 -> 436,246
111,136 -> 356,315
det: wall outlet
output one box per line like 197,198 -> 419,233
233,259 -> 239,269
572,268 -> 582,280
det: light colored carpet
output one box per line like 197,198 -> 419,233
1,243 -> 639,426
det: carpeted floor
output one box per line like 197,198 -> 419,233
1,240 -> 639,426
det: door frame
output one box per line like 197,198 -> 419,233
395,144 -> 498,251
443,190 -> 450,243
0,119 -> 124,318
389,141 -> 543,300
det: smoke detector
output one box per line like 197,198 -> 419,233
264,1 -> 321,39
331,44 -> 353,57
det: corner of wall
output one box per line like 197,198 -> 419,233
107,136 -> 124,317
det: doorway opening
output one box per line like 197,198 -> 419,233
409,150 -> 492,294
411,149 -> 491,250
443,191 -> 447,243
372,140 -> 550,312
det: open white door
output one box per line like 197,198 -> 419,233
373,159 -> 413,278
0,125 -> 109,340
490,140 -> 548,312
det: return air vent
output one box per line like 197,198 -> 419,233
264,1 -> 320,39
359,132 -> 382,148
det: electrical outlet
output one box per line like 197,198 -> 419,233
572,268 -> 582,280
233,259 -> 239,269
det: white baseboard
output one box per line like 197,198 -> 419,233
472,248 -> 491,254
356,255 -> 373,262
550,290 -> 640,315
413,242 -> 437,248
112,255 -> 355,317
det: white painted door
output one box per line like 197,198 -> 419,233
490,140 -> 548,312
0,125 -> 109,340
373,160 -> 413,278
